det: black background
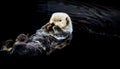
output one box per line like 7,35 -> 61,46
0,0 -> 119,66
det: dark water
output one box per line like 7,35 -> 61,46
0,0 -> 119,65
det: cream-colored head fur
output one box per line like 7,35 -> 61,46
49,12 -> 73,33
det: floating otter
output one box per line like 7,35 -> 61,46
0,12 -> 73,56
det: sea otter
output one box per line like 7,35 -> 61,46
0,12 -> 73,56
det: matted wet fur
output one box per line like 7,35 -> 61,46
0,12 -> 73,56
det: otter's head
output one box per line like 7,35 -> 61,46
49,12 -> 73,33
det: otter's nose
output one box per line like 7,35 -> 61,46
51,23 -> 55,26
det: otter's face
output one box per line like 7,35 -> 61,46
49,13 -> 69,29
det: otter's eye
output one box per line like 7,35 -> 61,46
58,20 -> 62,22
